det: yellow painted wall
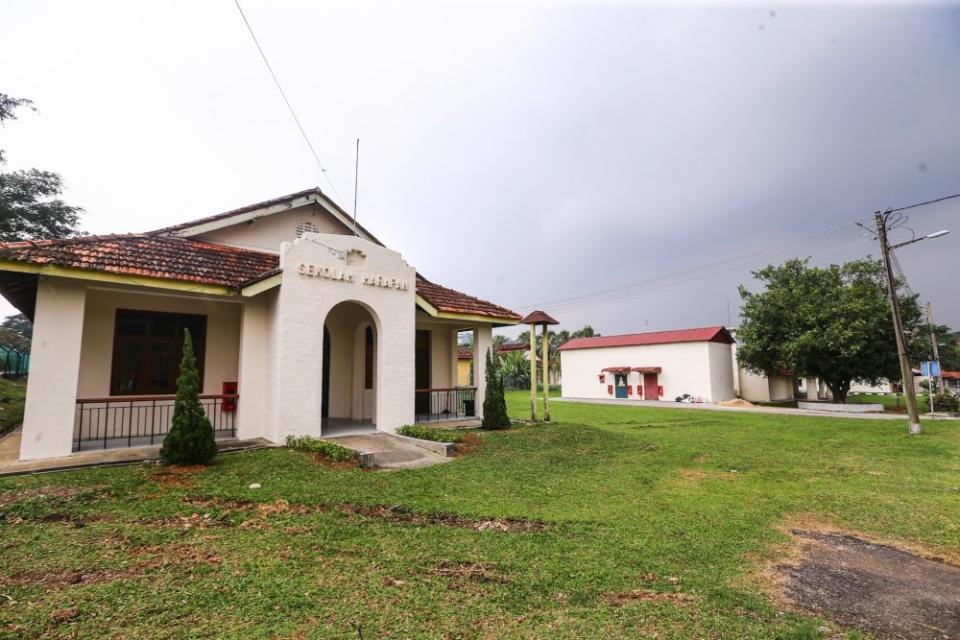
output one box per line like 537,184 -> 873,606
76,287 -> 242,397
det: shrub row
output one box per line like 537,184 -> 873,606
285,435 -> 356,462
396,425 -> 464,443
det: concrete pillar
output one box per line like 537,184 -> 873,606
236,295 -> 270,441
20,277 -> 87,460
473,325 -> 492,418
805,377 -> 818,401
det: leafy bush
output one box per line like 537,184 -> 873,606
160,329 -> 217,465
397,425 -> 464,443
482,347 -> 510,429
0,404 -> 23,437
286,435 -> 356,462
921,392 -> 960,413
500,350 -> 530,390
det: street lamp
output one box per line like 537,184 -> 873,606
890,229 -> 951,250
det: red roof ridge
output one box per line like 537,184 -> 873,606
560,326 -> 733,350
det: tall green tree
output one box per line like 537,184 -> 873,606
913,324 -> 960,372
160,329 -> 217,465
2,313 -> 32,340
0,92 -> 83,241
737,258 -> 923,403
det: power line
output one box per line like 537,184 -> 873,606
888,192 -> 960,213
534,232 -> 864,316
233,0 -> 343,203
517,216 -> 869,312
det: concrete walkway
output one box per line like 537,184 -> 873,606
555,397 -> 959,421
325,432 -> 451,470
0,430 -> 274,477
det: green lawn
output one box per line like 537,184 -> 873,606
1,391 -> 958,639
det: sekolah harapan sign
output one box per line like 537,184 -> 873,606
296,262 -> 409,291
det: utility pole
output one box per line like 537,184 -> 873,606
528,321 -> 538,422
926,302 -> 940,395
875,210 -> 921,434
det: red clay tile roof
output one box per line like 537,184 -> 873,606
520,310 -> 559,325
560,326 -> 734,351
942,370 -> 960,380
0,234 -> 280,288
498,341 -> 529,352
458,348 -> 473,360
0,234 -> 521,321
416,275 -> 520,321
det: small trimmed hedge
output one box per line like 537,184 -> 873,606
286,435 -> 356,462
396,425 -> 464,443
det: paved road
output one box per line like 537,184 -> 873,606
554,397 -> 958,421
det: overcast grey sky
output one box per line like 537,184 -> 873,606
1,0 -> 958,336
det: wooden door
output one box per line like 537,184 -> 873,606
643,372 -> 659,400
415,330 -> 431,415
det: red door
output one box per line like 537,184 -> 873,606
643,373 -> 659,400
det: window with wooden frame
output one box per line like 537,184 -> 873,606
110,309 -> 207,396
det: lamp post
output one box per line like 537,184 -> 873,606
520,311 -> 559,422
873,210 -> 949,435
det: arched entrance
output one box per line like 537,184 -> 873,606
321,300 -> 378,436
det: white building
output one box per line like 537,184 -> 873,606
0,188 -> 520,461
559,326 -> 736,403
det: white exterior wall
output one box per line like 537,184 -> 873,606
271,233 -> 416,440
737,368 -> 772,402
20,277 -> 87,460
768,375 -> 796,401
560,341 -> 734,403
707,342 -> 736,402
194,203 -> 350,252
237,290 -> 272,441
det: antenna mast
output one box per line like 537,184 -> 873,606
352,138 -> 360,236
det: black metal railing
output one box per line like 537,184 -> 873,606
74,394 -> 238,452
414,387 -> 477,423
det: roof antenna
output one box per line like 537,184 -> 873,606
352,137 -> 360,236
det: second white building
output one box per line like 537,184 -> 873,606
559,326 -> 736,403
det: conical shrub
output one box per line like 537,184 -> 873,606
160,328 -> 217,465
482,347 -> 510,429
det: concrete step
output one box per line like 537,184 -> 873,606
324,432 -> 451,470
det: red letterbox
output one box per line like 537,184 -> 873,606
222,381 -> 238,412
637,385 -> 643,397
626,385 -> 633,396
657,385 -> 664,397
607,384 -> 613,395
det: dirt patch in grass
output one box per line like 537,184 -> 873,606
772,527 -> 960,639
177,496 -> 548,533
0,485 -> 106,509
340,503 -> 548,533
1,543 -> 222,592
151,464 -> 207,488
603,588 -> 697,607
453,432 -> 483,457
429,561 -> 508,585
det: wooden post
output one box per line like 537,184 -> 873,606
542,324 -> 550,421
529,323 -> 538,421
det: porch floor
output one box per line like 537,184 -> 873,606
321,418 -> 376,438
0,429 -> 274,477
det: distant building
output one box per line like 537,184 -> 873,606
559,326 -> 736,402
